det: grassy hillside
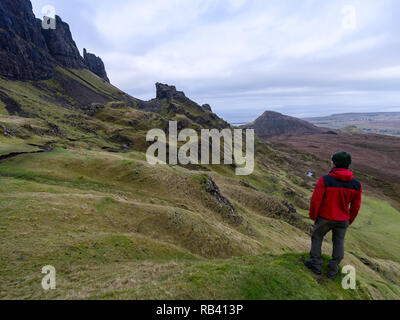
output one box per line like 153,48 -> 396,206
1,147 -> 399,299
0,68 -> 399,300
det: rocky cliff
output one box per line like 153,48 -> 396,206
0,0 -> 108,81
41,15 -> 85,69
0,0 -> 54,80
155,82 -> 187,101
83,48 -> 109,82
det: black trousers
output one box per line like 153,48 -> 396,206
310,217 -> 349,275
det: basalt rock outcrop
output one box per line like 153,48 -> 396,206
0,0 -> 108,81
140,83 -> 228,129
0,0 -> 54,80
155,83 -> 187,101
203,176 -> 244,226
41,15 -> 85,69
83,48 -> 109,82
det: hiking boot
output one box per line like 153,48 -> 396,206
304,259 -> 322,275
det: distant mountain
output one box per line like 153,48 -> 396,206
304,112 -> 400,136
244,110 -> 324,138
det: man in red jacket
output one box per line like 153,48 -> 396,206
304,152 -> 362,279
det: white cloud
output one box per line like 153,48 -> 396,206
94,0 -> 217,42
356,66 -> 400,79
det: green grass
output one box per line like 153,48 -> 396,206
90,253 -> 369,300
0,148 -> 398,299
348,196 -> 400,263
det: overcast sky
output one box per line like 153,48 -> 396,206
31,0 -> 400,123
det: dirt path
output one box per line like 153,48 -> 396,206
0,147 -> 53,163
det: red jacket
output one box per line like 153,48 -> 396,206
309,168 -> 362,225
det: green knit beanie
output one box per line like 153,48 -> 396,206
332,152 -> 352,169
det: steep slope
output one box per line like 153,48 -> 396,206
245,111 -> 324,138
0,70 -> 230,155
